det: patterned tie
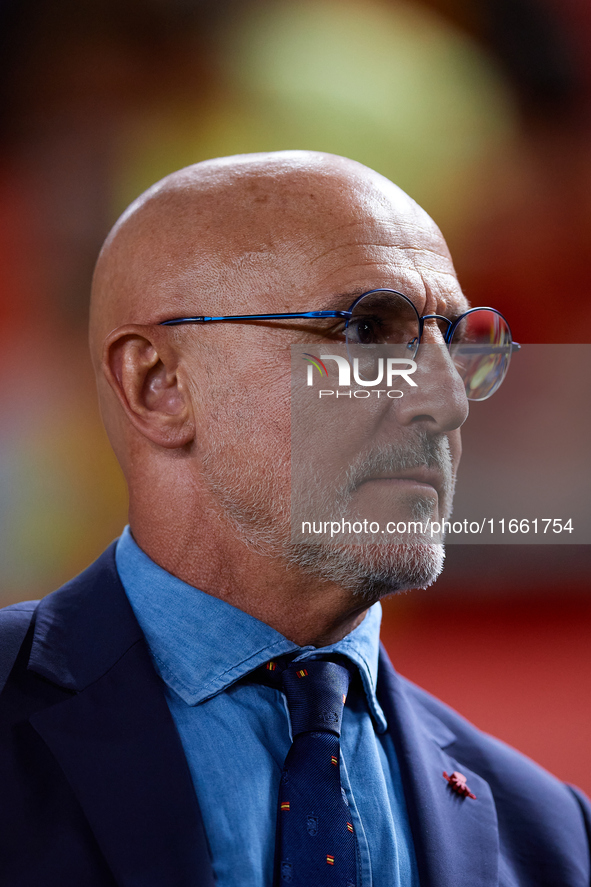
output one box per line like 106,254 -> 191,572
261,658 -> 358,886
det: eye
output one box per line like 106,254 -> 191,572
347,316 -> 383,345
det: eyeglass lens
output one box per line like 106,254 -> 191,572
448,309 -> 513,401
346,290 -> 420,354
345,290 -> 513,401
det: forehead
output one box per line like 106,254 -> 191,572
230,173 -> 468,319
303,215 -> 466,318
129,161 -> 468,324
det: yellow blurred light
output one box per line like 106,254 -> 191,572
115,0 -> 517,236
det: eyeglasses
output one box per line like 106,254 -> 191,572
160,288 -> 520,401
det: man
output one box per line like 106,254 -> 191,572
0,151 -> 589,887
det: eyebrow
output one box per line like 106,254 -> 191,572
319,287 -> 468,320
320,290 -> 367,312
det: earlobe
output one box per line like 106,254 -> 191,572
102,324 -> 195,449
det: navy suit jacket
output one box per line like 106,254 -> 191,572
1,544 -> 590,886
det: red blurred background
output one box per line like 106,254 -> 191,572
0,0 -> 589,792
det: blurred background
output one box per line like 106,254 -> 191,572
0,0 -> 589,791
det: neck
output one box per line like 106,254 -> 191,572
129,503 -> 370,648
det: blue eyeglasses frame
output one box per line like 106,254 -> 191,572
159,287 -> 520,354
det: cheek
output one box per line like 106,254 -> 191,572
196,358 -> 293,462
246,359 -> 292,440
250,391 -> 292,460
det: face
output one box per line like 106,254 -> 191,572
183,167 -> 470,600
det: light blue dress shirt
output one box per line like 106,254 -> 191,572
116,526 -> 419,887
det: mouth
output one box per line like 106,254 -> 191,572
358,465 -> 443,499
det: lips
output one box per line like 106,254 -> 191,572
360,465 -> 444,499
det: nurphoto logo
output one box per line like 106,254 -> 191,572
302,353 -> 418,398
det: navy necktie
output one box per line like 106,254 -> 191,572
259,658 -> 358,886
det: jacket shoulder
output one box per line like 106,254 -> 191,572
0,541 -> 122,694
397,668 -> 591,819
0,600 -> 39,692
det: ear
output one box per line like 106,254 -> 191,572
102,324 -> 195,449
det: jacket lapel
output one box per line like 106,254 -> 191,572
27,545 -> 215,887
378,649 -> 499,887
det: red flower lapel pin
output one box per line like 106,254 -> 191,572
443,770 -> 477,800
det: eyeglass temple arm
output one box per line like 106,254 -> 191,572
159,311 -> 521,352
160,310 -> 352,326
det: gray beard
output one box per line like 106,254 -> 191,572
200,430 -> 452,601
282,537 -> 445,603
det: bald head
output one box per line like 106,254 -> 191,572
89,150 -> 436,368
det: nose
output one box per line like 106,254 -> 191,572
394,328 -> 469,432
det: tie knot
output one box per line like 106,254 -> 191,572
281,659 -> 351,738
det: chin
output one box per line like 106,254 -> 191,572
285,538 -> 446,603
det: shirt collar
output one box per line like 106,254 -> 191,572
116,526 -> 387,731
